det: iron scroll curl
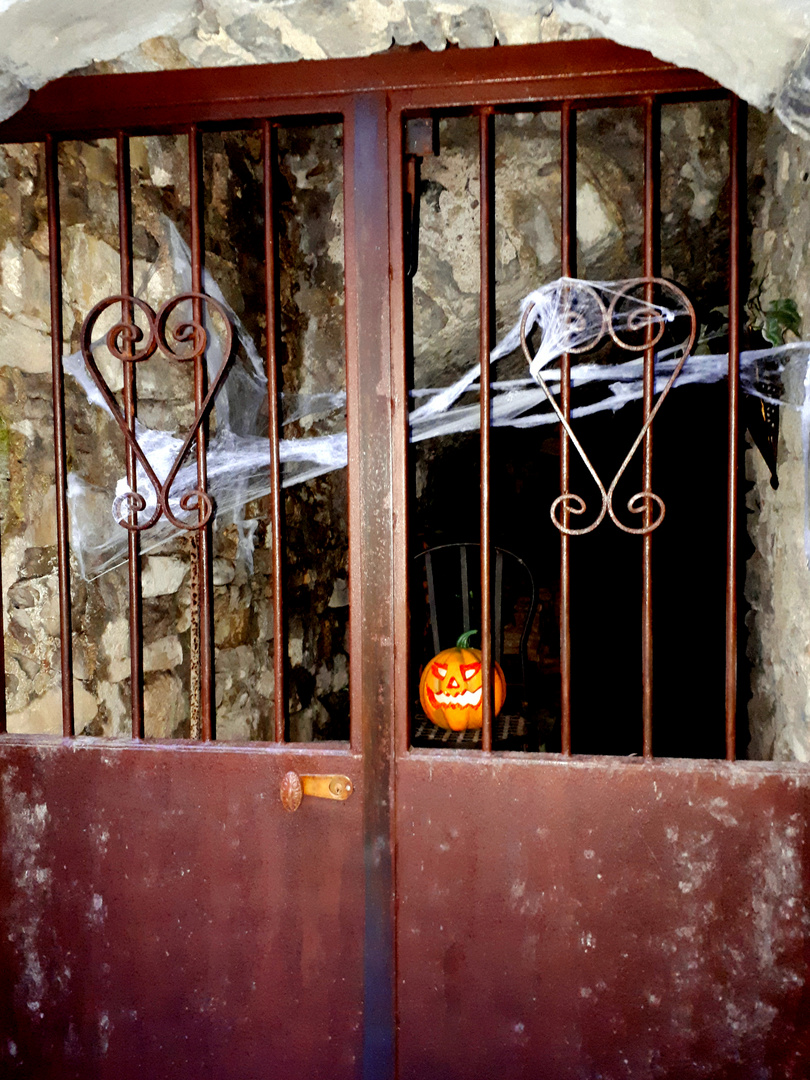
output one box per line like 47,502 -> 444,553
520,277 -> 697,537
79,292 -> 234,533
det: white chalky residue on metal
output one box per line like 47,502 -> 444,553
706,796 -> 739,827
0,768 -> 59,1020
98,1012 -> 111,1054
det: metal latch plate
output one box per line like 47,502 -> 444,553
280,771 -> 354,812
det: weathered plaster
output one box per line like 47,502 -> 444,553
554,0 -> 810,111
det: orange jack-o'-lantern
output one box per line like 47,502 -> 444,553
419,630 -> 506,731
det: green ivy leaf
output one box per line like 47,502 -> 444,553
762,298 -> 801,346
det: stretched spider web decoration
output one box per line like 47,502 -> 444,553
65,226 -> 810,578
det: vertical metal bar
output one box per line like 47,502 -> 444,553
346,92 -> 396,1079
394,110 -> 416,761
726,95 -> 746,761
559,102 -> 576,756
188,124 -> 215,741
262,120 -> 286,744
479,109 -> 494,754
45,134 -> 73,737
641,97 -> 660,760
116,131 -> 144,739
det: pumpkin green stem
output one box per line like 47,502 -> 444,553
456,629 -> 479,649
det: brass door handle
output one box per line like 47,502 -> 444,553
280,771 -> 354,812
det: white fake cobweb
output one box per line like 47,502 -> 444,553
64,235 -> 810,579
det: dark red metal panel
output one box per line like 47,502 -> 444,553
396,753 -> 810,1079
0,42 -> 723,142
0,738 -> 364,1078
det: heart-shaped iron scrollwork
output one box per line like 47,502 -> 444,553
80,292 -> 234,533
520,277 -> 697,537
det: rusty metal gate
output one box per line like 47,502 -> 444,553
0,39 -> 808,1079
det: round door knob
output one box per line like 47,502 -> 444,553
280,771 -> 303,812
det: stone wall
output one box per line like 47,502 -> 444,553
746,110 -> 810,761
410,105 -> 731,386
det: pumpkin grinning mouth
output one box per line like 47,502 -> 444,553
427,687 -> 482,709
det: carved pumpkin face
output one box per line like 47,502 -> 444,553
419,632 -> 506,732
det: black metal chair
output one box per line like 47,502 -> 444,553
411,542 -> 538,747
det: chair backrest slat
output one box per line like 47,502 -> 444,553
414,542 -> 537,696
493,549 -> 504,665
425,550 -> 441,657
460,545 -> 470,635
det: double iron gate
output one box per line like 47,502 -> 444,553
0,39 -> 808,1079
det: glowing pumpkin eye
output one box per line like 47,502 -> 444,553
462,663 -> 481,681
433,663 -> 448,679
